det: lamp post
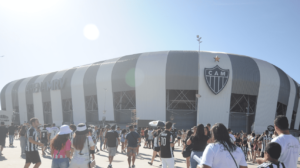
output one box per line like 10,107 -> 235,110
103,88 -> 107,127
196,35 -> 202,99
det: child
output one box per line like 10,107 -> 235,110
88,129 -> 96,160
257,142 -> 285,168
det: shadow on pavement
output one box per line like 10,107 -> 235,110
0,156 -> 7,161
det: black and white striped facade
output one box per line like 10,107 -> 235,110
1,51 -> 299,133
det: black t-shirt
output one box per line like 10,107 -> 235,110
144,130 -> 148,138
105,130 -> 119,147
8,126 -> 15,135
0,126 -> 8,138
40,129 -> 48,141
158,130 -> 174,158
126,131 -> 140,147
190,135 -> 209,151
207,130 -> 211,138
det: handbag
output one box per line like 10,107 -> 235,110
87,137 -> 96,168
223,143 -> 238,168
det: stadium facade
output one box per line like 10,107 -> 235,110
1,51 -> 299,133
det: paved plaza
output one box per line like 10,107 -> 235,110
0,137 -> 299,168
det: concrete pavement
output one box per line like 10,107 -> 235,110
0,137 -> 299,168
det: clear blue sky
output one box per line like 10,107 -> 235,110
0,0 -> 299,95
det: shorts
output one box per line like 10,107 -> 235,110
177,137 -> 181,140
107,147 -> 116,156
41,140 -> 48,146
127,147 -> 137,156
0,138 -> 5,147
89,149 -> 95,154
153,147 -> 160,152
25,151 -> 41,164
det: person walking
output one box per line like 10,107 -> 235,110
40,125 -> 49,156
50,125 -> 72,168
8,123 -> 16,147
99,128 -> 105,151
69,124 -> 76,141
182,130 -> 193,168
121,129 -> 127,153
24,118 -> 44,168
159,121 -> 175,168
69,123 -> 95,168
19,125 -> 27,156
187,124 -> 210,168
148,127 -> 154,149
257,115 -> 300,168
104,125 -> 119,168
50,123 -> 60,142
0,122 -> 8,156
125,125 -> 141,168
148,128 -> 161,166
200,123 -> 247,168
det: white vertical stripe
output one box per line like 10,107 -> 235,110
18,78 -> 33,124
294,99 -> 300,130
50,70 -> 68,126
5,80 -> 18,113
96,58 -> 121,121
285,75 -> 296,126
71,66 -> 90,125
253,58 -> 280,134
135,51 -> 169,121
197,52 -> 233,127
33,74 -> 49,125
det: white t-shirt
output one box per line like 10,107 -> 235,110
229,134 -> 236,142
201,143 -> 247,168
271,134 -> 300,168
50,127 -> 60,139
71,136 -> 95,163
148,130 -> 153,140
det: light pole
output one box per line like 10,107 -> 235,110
196,35 -> 202,125
103,88 -> 107,127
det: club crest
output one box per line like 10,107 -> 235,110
204,65 -> 230,95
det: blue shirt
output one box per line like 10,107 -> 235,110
126,131 -> 140,147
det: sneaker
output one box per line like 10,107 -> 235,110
148,162 -> 152,165
132,165 -> 135,168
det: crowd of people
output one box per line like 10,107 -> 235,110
0,115 -> 299,168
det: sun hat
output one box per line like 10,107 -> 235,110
76,123 -> 88,135
58,125 -> 72,135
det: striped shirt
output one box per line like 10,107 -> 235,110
257,162 -> 286,168
26,127 -> 38,152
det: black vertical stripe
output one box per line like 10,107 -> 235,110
111,54 -> 141,92
11,79 -> 25,110
228,54 -> 260,95
1,82 -> 11,110
273,66 -> 290,105
165,51 -> 199,90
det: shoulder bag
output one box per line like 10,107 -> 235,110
87,137 -> 96,168
223,143 -> 238,168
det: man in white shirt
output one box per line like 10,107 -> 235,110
228,128 -> 236,143
50,123 -> 59,140
257,115 -> 300,168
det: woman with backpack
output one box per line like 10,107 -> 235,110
50,125 -> 72,168
182,130 -> 193,168
69,123 -> 95,168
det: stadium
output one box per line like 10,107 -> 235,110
1,51 -> 299,133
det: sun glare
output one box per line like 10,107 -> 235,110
83,24 -> 99,40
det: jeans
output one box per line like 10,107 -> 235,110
190,151 -> 203,168
20,136 -> 26,154
9,135 -> 14,145
100,137 -> 104,150
52,158 -> 70,168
